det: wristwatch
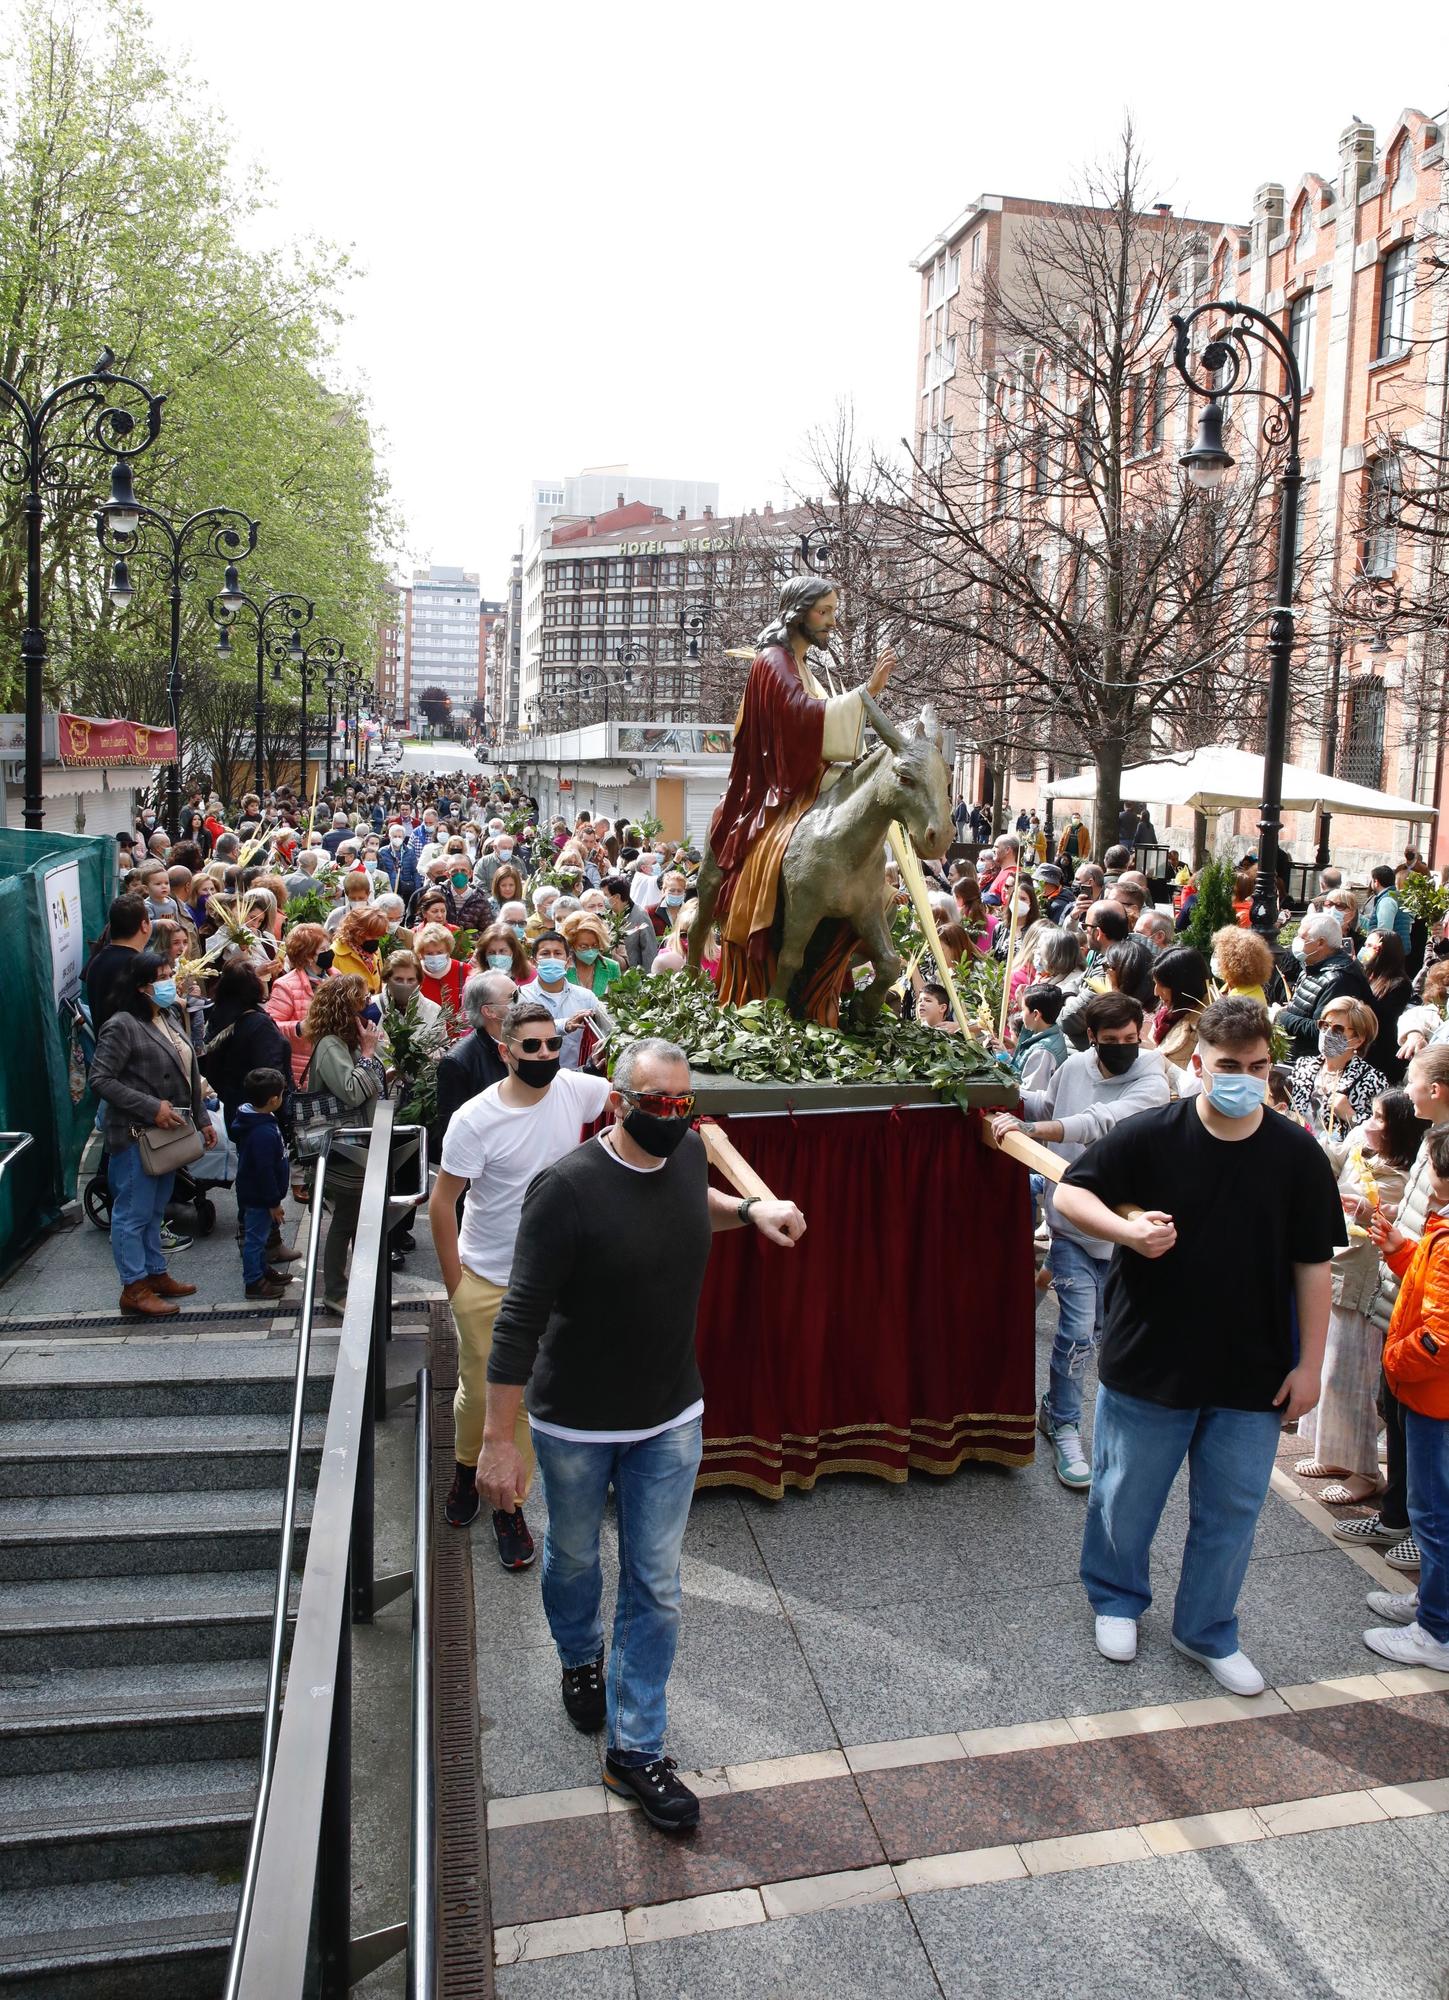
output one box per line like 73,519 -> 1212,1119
738,1195 -> 760,1224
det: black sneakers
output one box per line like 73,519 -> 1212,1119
603,1753 -> 700,1832
561,1654 -> 606,1732
493,1507 -> 536,1570
445,1463 -> 480,1529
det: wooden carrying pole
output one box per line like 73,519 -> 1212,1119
981,1118 -> 1143,1223
698,1120 -> 777,1203
887,821 -> 975,1037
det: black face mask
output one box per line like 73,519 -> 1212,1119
623,1108 -> 692,1158
512,1053 -> 560,1090
316,948 -> 335,972
1095,1041 -> 1139,1076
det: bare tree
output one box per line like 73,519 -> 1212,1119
800,130 -> 1291,847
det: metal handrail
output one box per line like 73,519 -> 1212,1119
230,1099 -> 414,1998
0,1132 -> 34,1185
409,1367 -> 436,1998
222,1138 -> 333,2000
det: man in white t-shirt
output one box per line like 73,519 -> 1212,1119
428,996 -> 609,1566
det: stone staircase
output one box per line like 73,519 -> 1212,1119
0,1330 -> 335,1999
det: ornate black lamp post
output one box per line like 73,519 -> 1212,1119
322,656 -> 344,788
99,504 -> 259,836
287,634 -> 344,807
211,579 -> 314,800
0,349 -> 164,829
1171,302 -> 1304,937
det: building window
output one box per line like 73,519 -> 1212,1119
1392,138 -> 1416,208
1364,455 -> 1400,577
1129,372 -> 1152,455
1341,676 -> 1386,789
1295,199 -> 1312,258
945,250 -> 960,291
1377,244 -> 1412,358
970,230 -> 982,272
965,319 -> 978,363
1287,291 -> 1314,390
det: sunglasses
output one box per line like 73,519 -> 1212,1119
621,1087 -> 696,1119
512,1034 -> 563,1055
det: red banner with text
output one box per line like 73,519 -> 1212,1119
57,713 -> 178,767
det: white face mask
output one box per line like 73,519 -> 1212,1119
1210,957 -> 1224,980
421,953 -> 451,977
1016,899 -> 1031,919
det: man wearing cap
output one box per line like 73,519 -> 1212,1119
1036,864 -> 1074,924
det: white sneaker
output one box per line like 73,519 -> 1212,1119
1362,1621 -> 1449,1672
1095,1615 -> 1138,1662
1365,1590 -> 1419,1627
1171,1639 -> 1266,1696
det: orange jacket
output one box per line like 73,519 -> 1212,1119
1384,1213 -> 1449,1418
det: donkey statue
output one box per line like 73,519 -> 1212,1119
689,701 -> 951,1023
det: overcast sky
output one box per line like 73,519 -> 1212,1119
136,0 -> 1445,597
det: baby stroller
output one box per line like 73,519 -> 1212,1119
73,997 -> 237,1236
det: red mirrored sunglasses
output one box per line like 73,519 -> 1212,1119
621,1088 -> 696,1119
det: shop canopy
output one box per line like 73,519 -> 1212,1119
1042,745 -> 1436,823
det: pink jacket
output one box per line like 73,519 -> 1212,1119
264,965 -> 318,1084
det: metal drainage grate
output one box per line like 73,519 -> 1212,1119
429,1308 -> 490,1999
0,1304 -> 287,1336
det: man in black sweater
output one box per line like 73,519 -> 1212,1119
481,1036 -> 805,1831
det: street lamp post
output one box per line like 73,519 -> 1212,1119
210,581 -> 314,801
0,348 -> 164,829
323,658 -> 345,789
291,634 -> 344,809
98,504 -> 259,837
1171,303 -> 1304,938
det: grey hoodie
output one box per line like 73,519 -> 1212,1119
1023,1045 -> 1173,1258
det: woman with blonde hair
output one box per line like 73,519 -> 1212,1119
562,910 -> 620,999
1210,925 -> 1275,1005
1285,993 -> 1385,1132
331,905 -> 388,995
415,921 -> 466,1018
265,922 -> 332,1085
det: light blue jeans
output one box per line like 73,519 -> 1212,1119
532,1417 -> 702,1765
108,1141 -> 175,1288
1044,1235 -> 1110,1431
1081,1384 -> 1282,1658
1405,1408 -> 1449,1643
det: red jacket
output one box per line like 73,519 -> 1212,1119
1384,1213 -> 1449,1418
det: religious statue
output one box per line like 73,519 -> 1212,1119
689,575 -> 951,1026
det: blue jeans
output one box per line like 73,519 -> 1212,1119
1045,1236 -> 1110,1431
108,1142 -> 175,1288
531,1417 -> 703,1765
240,1205 -> 273,1286
1404,1408 -> 1449,1643
1081,1383 -> 1282,1658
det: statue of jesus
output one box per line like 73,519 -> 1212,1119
700,575 -> 897,1011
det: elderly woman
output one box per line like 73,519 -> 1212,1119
331,906 -> 389,995
1294,1087 -> 1421,1502
1211,925 -> 1275,1005
415,922 -> 466,1019
1286,994 -> 1386,1133
411,885 -> 454,935
475,920 -> 531,982
498,898 -> 530,942
299,975 -> 392,1313
381,948 -> 442,1033
526,883 -> 560,939
376,892 -> 410,951
562,910 -> 621,998
90,951 -> 216,1316
265,921 -> 331,1085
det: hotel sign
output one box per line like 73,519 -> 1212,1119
616,535 -> 744,557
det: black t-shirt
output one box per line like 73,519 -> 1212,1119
1061,1097 -> 1346,1410
84,943 -> 139,1034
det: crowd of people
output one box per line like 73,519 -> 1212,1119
75,765 -> 1449,1836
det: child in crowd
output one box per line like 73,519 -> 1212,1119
1012,983 -> 1067,1091
1363,1122 -> 1449,1671
916,983 -> 959,1032
232,1066 -> 294,1302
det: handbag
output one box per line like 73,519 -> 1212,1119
291,1046 -> 350,1161
137,1113 -> 206,1176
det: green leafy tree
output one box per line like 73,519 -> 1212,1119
1182,857 -> 1237,957
0,0 -> 399,735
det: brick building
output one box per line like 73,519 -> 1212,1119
916,107 -> 1449,869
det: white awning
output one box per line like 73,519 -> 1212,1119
1043,746 -> 1436,822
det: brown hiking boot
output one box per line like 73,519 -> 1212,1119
267,1241 -> 304,1262
245,1276 -> 290,1299
120,1280 -> 180,1318
148,1272 -> 198,1299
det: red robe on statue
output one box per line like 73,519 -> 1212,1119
707,644 -> 865,1016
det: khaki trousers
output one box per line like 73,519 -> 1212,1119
451,1265 -> 534,1499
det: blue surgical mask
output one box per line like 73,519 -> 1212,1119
1205,1072 -> 1267,1118
486,952 -> 513,972
535,958 -> 567,984
511,922 -> 527,938
151,979 -> 178,1009
576,946 -> 600,964
665,894 -> 684,908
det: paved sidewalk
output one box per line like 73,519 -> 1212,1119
468,1302 -> 1449,1999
